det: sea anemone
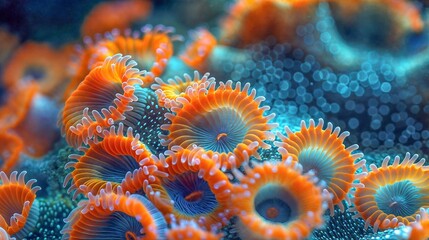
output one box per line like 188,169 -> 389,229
220,0 -> 322,48
180,28 -> 217,71
2,41 -> 68,97
81,0 -> 152,38
0,82 -> 38,132
61,183 -> 167,240
144,145 -> 233,230
61,54 -> 145,148
63,123 -> 167,198
63,25 -> 177,101
161,79 -> 278,169
11,91 -> 60,157
89,25 -> 179,86
350,152 -> 429,232
152,71 -> 215,109
0,171 -> 41,239
167,218 -> 222,240
0,81 -> 59,158
275,118 -> 365,215
231,158 -> 328,239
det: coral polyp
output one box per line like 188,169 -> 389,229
231,158 -> 329,239
2,41 -> 67,97
180,29 -> 217,71
89,25 -> 178,85
63,123 -> 166,198
3,0 -> 429,238
152,71 -> 215,109
0,171 -> 41,239
61,183 -> 167,240
161,79 -> 278,169
167,219 -> 222,240
350,153 -> 429,232
145,145 -> 233,230
275,118 -> 365,215
61,54 -> 144,148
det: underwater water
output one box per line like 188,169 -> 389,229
1,0 -> 429,239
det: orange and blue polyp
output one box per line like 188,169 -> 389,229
2,41 -> 67,97
231,161 -> 325,239
62,184 -> 167,240
89,25 -> 178,86
12,92 -> 60,157
351,153 -> 429,232
180,28 -> 217,71
275,118 -> 364,215
0,82 -> 38,132
63,123 -> 164,198
145,146 -> 233,230
167,219 -> 222,240
61,54 -> 144,148
81,0 -> 152,38
152,71 -> 215,109
220,0 -> 320,48
0,171 -> 41,239
161,80 -> 277,169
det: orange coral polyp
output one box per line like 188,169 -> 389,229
350,153 -> 429,232
2,42 -> 67,97
61,54 -> 145,148
0,171 -> 40,237
0,132 -> 24,174
231,159 -> 326,239
12,92 -> 60,158
152,71 -> 215,109
220,0 -> 321,48
63,25 -> 177,102
81,0 -> 152,38
0,83 -> 39,132
63,123 -> 166,198
275,118 -> 365,216
144,146 -> 233,230
161,79 -> 277,169
89,25 -> 178,86
167,219 -> 222,240
407,208 -> 429,240
61,183 -> 167,240
180,28 -> 217,70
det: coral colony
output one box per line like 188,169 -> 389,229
2,0 -> 429,239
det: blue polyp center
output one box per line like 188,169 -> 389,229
374,180 -> 423,217
254,184 -> 298,224
0,85 -> 7,106
24,66 -> 45,81
92,154 -> 140,183
189,107 -> 249,154
297,147 -> 335,185
163,171 -> 218,216
90,211 -> 144,239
